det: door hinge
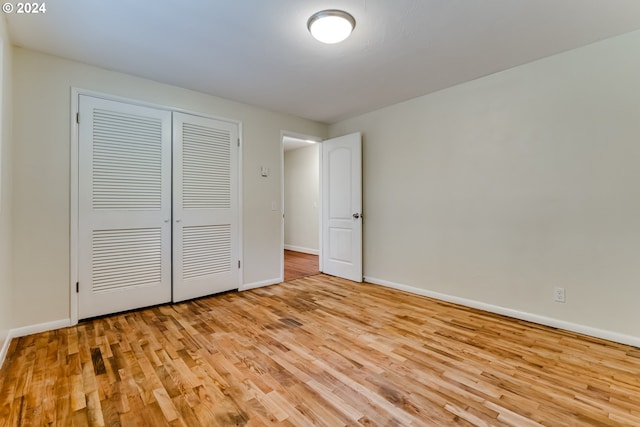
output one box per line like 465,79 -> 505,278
76,113 -> 79,124
238,260 -> 241,269
76,282 -> 79,293
237,138 -> 240,147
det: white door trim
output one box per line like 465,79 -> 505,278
70,88 -> 243,324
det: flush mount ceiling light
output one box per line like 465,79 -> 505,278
307,9 -> 356,44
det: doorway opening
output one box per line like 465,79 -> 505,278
281,132 -> 321,281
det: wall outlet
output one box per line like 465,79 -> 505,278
554,287 -> 566,303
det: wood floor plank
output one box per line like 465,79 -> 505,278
284,250 -> 319,281
1,274 -> 640,426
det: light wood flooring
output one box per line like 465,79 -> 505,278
283,250 -> 319,281
1,274 -> 640,426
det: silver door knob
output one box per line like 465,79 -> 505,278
353,213 -> 361,219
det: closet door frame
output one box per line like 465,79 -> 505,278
70,88 -> 243,325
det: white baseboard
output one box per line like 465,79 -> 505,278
284,245 -> 319,255
0,329 -> 13,370
0,318 -> 71,369
365,276 -> 640,349
239,277 -> 282,292
10,318 -> 72,338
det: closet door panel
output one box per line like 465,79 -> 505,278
173,113 -> 240,302
78,96 -> 172,318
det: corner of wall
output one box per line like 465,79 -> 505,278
0,12 -> 14,368
0,329 -> 14,369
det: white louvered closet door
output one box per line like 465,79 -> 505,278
172,113 -> 240,302
78,96 -> 172,319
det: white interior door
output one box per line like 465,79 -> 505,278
78,95 -> 172,318
172,113 -> 240,302
321,132 -> 363,282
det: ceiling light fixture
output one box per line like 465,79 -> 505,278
307,9 -> 356,44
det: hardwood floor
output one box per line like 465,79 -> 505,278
1,275 -> 639,426
284,250 -> 319,281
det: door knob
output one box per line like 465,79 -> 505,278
352,213 -> 361,219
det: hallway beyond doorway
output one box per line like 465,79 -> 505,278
284,250 -> 319,281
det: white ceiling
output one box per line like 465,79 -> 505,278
6,1 -> 640,124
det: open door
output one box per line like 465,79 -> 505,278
321,132 -> 362,282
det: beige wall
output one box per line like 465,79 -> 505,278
12,47 -> 327,328
330,29 -> 640,339
0,16 -> 13,350
284,145 -> 319,253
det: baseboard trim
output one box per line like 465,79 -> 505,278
284,245 -> 319,255
0,330 -> 13,370
239,277 -> 282,292
11,318 -> 72,338
364,276 -> 640,349
0,318 -> 72,369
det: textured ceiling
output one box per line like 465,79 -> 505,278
6,0 -> 640,123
